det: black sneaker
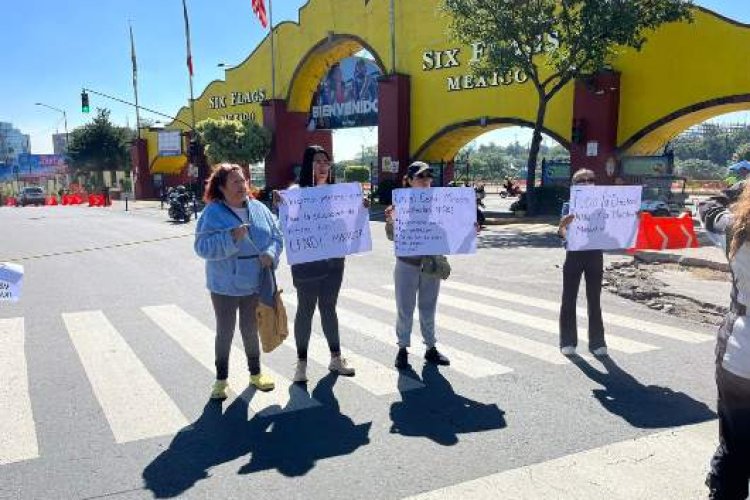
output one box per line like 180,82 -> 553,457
395,348 -> 409,369
425,347 -> 450,366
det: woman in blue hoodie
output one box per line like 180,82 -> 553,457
194,163 -> 283,399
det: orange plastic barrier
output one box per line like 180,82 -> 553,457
629,212 -> 699,252
88,194 -> 107,207
4,197 -> 17,207
45,196 -> 58,206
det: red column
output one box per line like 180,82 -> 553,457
570,71 -> 621,184
262,99 -> 332,189
130,138 -> 152,199
378,74 -> 411,182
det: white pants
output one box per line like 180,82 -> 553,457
394,258 -> 441,349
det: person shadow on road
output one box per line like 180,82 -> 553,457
389,364 -> 506,446
238,372 -> 371,477
569,355 -> 715,428
142,375 -> 371,498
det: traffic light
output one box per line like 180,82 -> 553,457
81,91 -> 90,113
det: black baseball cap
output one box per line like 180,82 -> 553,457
407,161 -> 433,178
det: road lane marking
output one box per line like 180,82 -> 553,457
62,311 -> 189,443
0,318 -> 39,465
440,281 -> 712,344
404,421 -> 717,500
142,305 -> 318,416
343,290 -> 568,365
285,295 -> 513,379
431,291 -> 658,354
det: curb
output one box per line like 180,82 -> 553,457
633,250 -> 729,272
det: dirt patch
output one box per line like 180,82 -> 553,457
604,261 -> 729,326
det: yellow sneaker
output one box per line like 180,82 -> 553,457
250,373 -> 275,392
210,380 -> 228,399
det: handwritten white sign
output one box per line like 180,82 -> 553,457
393,187 -> 477,256
0,262 -> 24,302
278,183 -> 372,265
566,186 -> 642,251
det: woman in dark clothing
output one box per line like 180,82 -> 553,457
557,169 -> 607,357
281,145 -> 356,383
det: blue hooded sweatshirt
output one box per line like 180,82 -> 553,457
194,198 -> 283,296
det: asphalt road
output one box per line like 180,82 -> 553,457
0,204 -> 720,500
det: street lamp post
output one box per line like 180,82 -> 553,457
35,102 -> 69,154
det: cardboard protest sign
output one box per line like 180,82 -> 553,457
0,262 -> 24,302
393,187 -> 477,257
566,186 -> 642,251
278,183 -> 372,265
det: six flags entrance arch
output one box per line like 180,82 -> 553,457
134,0 -> 750,197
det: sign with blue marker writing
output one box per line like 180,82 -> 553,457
278,183 -> 372,265
566,186 -> 642,251
0,262 -> 24,302
393,187 -> 477,257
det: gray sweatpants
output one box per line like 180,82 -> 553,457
394,258 -> 440,349
210,293 -> 261,379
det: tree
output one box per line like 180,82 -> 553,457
196,118 -> 271,168
67,109 -> 134,188
675,158 -> 726,180
443,0 -> 692,213
344,165 -> 370,182
733,142 -> 750,163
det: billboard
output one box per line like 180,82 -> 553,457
308,56 -> 381,130
158,130 -> 183,157
0,154 -> 68,182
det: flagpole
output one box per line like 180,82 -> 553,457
129,22 -> 142,140
269,0 -> 275,99
182,0 -> 196,129
390,0 -> 396,74
129,21 -> 141,200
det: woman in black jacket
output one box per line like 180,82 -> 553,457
285,145 -> 356,383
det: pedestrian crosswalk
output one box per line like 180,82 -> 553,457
0,279 -> 715,466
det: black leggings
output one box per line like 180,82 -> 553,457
559,250 -> 605,350
707,367 -> 750,499
210,293 -> 261,379
294,268 -> 344,360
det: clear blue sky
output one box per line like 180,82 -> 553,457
3,0 -> 749,159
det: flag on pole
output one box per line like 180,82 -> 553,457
129,25 -> 137,87
182,0 -> 194,76
252,0 -> 269,28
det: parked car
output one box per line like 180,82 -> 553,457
18,187 -> 46,207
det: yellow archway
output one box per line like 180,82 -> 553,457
414,117 -> 570,162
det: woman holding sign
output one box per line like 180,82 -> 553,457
194,164 -> 283,399
557,169 -> 607,357
385,162 -> 451,369
280,145 -> 357,383
699,190 -> 750,498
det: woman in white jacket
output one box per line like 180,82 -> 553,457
699,187 -> 750,499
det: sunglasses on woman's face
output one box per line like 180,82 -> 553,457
415,173 -> 433,179
575,178 -> 595,184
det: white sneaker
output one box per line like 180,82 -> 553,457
592,347 -> 608,357
293,360 -> 308,383
560,346 -> 576,356
329,356 -> 355,376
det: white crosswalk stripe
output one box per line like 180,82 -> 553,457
142,304 -> 319,416
283,295 -> 424,394
286,294 -> 514,379
441,281 -> 712,344
419,289 -> 658,354
62,311 -> 189,443
343,289 -> 569,365
0,318 -> 39,465
403,421 -> 716,500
